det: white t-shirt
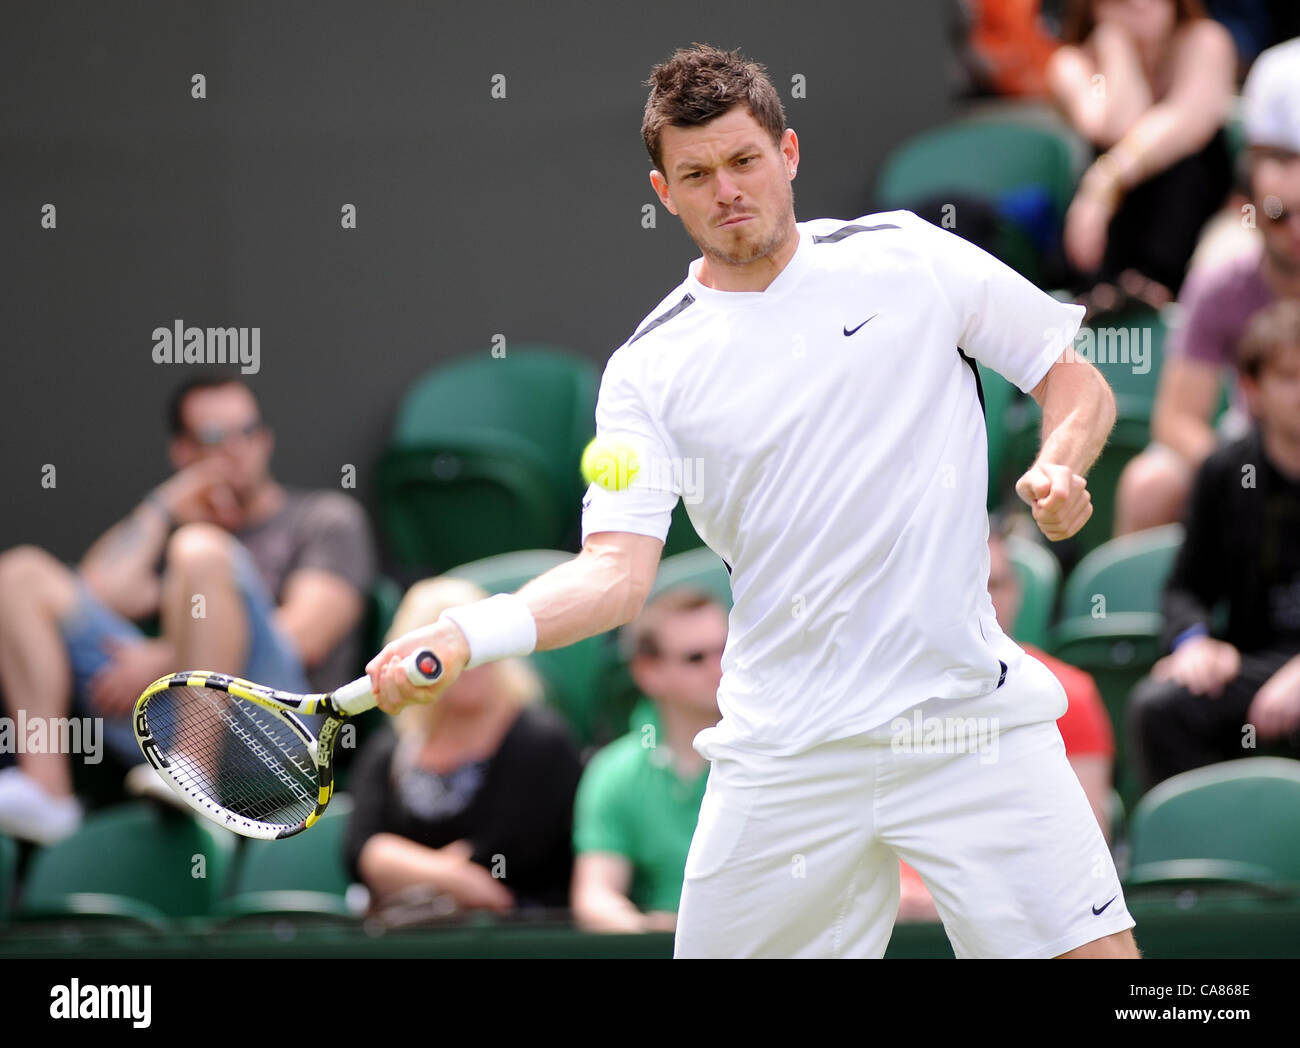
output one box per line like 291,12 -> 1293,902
581,209 -> 1084,757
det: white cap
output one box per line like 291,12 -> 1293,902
1243,36 -> 1300,153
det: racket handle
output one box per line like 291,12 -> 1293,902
332,648 -> 444,715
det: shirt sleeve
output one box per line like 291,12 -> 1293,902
572,744 -> 635,858
580,347 -> 680,545
1167,263 -> 1234,367
897,210 -> 1085,394
294,492 -> 377,595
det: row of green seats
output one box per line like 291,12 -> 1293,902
8,756 -> 1298,930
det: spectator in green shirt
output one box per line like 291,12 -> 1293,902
571,586 -> 725,933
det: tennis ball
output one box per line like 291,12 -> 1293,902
581,436 -> 641,491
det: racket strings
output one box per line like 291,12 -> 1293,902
147,685 -> 319,827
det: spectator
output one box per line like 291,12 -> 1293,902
571,587 -> 725,933
898,524 -> 1115,922
1047,0 -> 1236,311
0,376 -> 374,843
345,577 -> 581,916
1127,298 -> 1300,794
1113,35 -> 1300,534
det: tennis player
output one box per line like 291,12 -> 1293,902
368,43 -> 1138,959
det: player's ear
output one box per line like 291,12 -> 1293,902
781,128 -> 799,176
649,170 -> 677,215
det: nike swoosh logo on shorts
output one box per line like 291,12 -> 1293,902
1092,895 -> 1118,916
843,315 -> 878,337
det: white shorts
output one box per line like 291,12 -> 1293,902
674,655 -> 1136,958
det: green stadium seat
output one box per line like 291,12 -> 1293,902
1125,758 -> 1300,896
446,549 -> 619,748
364,575 -> 404,657
0,833 -> 16,923
1005,532 -> 1060,649
661,501 -> 706,557
17,802 -> 237,927
977,362 -> 1020,509
219,797 -> 356,921
1050,525 -> 1184,810
377,346 -> 598,573
875,117 -> 1081,282
1002,302 -> 1169,549
650,546 -> 734,607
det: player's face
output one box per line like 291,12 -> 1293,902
1244,344 -> 1300,444
987,536 -> 1021,635
173,384 -> 274,501
650,105 -> 798,274
1252,151 -> 1300,276
634,606 -> 726,718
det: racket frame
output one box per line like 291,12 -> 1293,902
133,649 -> 441,839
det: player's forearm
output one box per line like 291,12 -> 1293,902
516,541 -> 654,653
79,498 -> 169,616
1035,361 -> 1117,477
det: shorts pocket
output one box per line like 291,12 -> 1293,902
683,759 -> 756,882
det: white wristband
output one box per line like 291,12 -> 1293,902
439,593 -> 538,669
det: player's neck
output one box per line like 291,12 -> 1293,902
697,225 -> 800,293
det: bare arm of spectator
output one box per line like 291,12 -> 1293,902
272,493 -> 373,670
1047,23 -> 1152,147
572,853 -> 675,933
273,569 -> 363,668
1084,21 -> 1236,196
357,834 -> 514,913
1067,754 -> 1112,841
1150,354 -> 1222,466
80,459 -> 242,620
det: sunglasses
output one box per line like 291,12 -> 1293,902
660,645 -> 725,665
188,419 -> 264,447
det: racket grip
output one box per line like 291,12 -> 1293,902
333,648 -> 444,715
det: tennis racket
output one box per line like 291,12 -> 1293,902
133,648 -> 443,839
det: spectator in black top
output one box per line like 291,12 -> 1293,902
1047,0 -> 1236,312
1128,298 -> 1300,792
345,577 -> 581,915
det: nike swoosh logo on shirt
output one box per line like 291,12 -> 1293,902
1092,895 -> 1118,916
843,315 -> 878,336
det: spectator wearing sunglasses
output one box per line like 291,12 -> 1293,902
571,586 -> 725,933
0,375 -> 375,843
1114,36 -> 1300,535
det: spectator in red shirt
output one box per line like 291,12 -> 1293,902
898,524 -> 1115,922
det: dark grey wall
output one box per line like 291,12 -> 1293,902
1,0 -> 956,561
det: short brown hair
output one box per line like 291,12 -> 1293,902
622,585 -> 725,660
641,43 -> 787,174
1237,299 -> 1300,379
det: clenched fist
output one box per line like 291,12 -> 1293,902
1015,463 -> 1093,541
